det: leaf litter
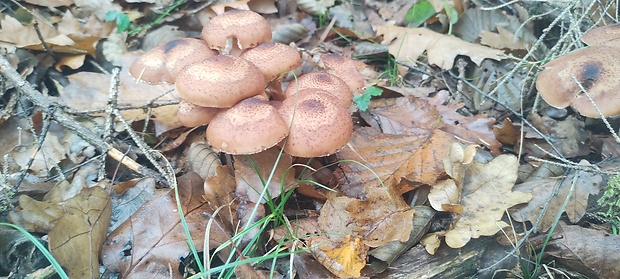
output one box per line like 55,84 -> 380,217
1,0 -> 620,278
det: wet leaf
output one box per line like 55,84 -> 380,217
510,161 -> 602,232
376,24 -> 503,70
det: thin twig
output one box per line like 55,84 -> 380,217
0,54 -> 166,185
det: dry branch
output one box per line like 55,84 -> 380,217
0,54 -> 165,185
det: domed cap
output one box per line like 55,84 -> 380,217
175,55 -> 266,108
177,100 -> 221,127
278,92 -> 353,157
536,44 -> 620,118
207,96 -> 289,154
240,42 -> 302,81
320,54 -> 367,92
581,23 -> 620,46
129,38 -> 217,84
284,72 -> 352,107
201,10 -> 272,53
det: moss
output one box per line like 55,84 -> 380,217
597,175 -> 620,219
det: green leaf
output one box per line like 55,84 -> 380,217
104,11 -> 118,22
405,1 -> 436,27
354,86 -> 383,112
115,14 -> 131,33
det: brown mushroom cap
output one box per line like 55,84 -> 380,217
284,72 -> 352,107
536,44 -> 620,118
177,100 -> 221,127
201,10 -> 272,52
278,91 -> 353,157
129,38 -> 217,84
175,55 -> 266,108
582,23 -> 620,46
320,54 -> 367,92
129,46 -> 169,84
206,96 -> 289,154
165,38 -> 218,79
240,42 -> 302,81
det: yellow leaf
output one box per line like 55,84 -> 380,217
319,235 -> 367,278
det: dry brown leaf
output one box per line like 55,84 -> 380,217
335,127 -> 454,197
10,133 -> 67,176
376,25 -> 503,70
22,0 -> 73,7
319,235 -> 367,278
318,184 -> 415,247
543,222 -> 620,279
110,178 -> 156,232
49,185 -> 111,278
429,143 -> 532,248
493,118 -> 521,145
55,53 -> 180,134
102,172 -> 232,279
510,162 -> 602,232
188,142 -> 221,179
234,147 -> 296,203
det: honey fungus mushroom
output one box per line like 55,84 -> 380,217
175,55 -> 266,108
202,10 -> 272,54
278,91 -> 353,158
320,54 -> 367,93
177,100 -> 221,127
240,42 -> 302,81
206,96 -> 289,155
284,72 -> 352,107
129,38 -> 217,84
536,44 -> 620,118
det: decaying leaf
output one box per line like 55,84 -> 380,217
376,24 -> 504,70
312,235 -> 367,278
318,184 -> 416,247
102,172 -> 232,278
335,127 -> 454,197
510,161 -> 602,232
543,222 -> 620,279
110,178 -> 156,231
234,147 -> 296,203
429,143 -> 532,248
49,185 -> 112,278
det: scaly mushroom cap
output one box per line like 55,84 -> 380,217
278,91 -> 353,157
582,23 -> 620,46
240,42 -> 302,81
207,96 -> 289,155
320,54 -> 367,92
129,38 -> 217,84
536,44 -> 620,118
175,55 -> 266,108
202,10 -> 272,52
177,100 -> 221,127
284,72 -> 352,107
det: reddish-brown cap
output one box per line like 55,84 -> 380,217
536,44 -> 620,118
278,91 -> 353,157
284,72 -> 352,107
129,46 -> 169,84
175,55 -> 266,108
582,23 -> 620,46
202,10 -> 272,52
320,54 -> 367,92
177,100 -> 221,127
207,96 -> 289,154
240,42 -> 302,81
129,38 -> 218,84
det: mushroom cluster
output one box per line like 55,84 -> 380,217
536,23 -> 620,118
130,10 -> 366,158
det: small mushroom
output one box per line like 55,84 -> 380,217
177,100 -> 221,127
278,91 -> 353,158
536,44 -> 620,118
320,54 -> 367,93
284,72 -> 352,107
202,10 -> 272,54
175,55 -> 266,108
206,96 -> 289,155
129,38 -> 217,84
240,42 -> 302,81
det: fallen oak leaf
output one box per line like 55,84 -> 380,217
429,143 -> 532,248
